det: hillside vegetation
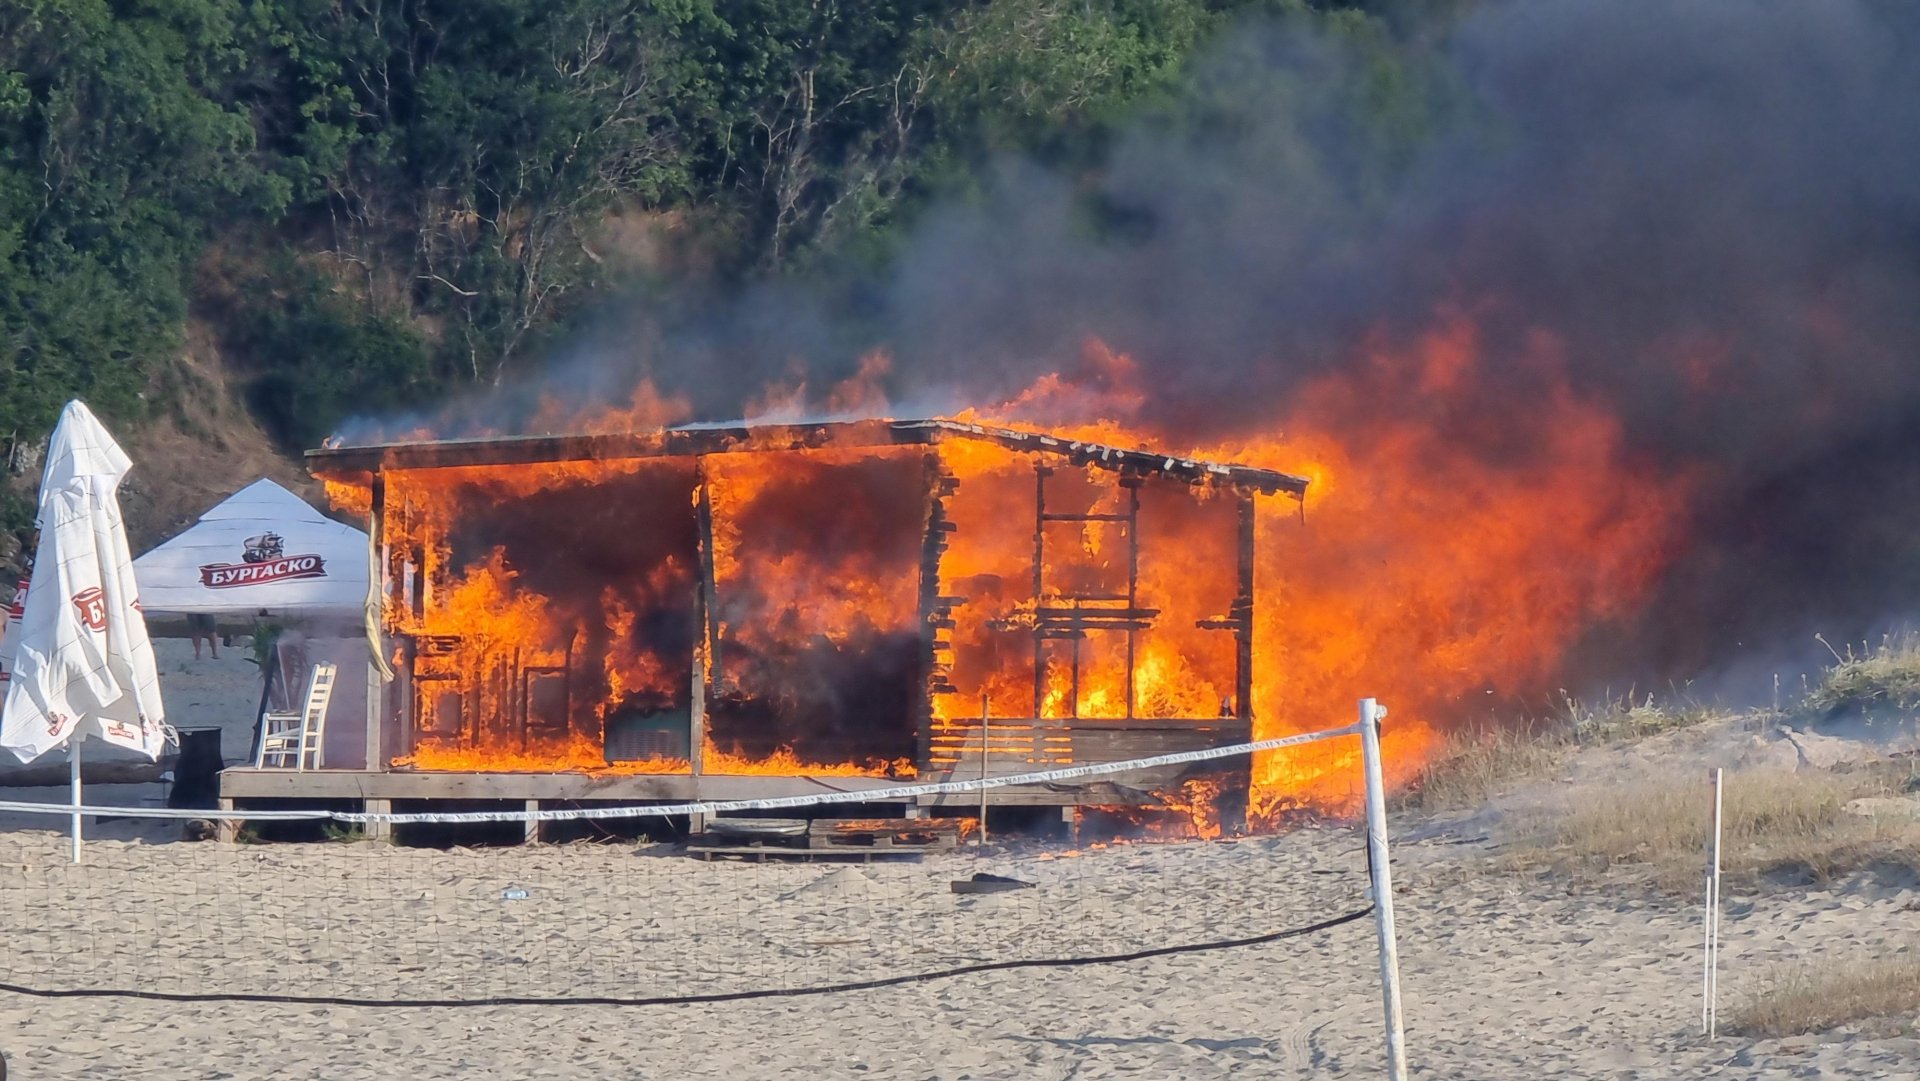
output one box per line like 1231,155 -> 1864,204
0,0 -> 1449,538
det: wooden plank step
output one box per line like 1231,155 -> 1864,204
686,817 -> 962,859
706,817 -> 808,839
810,818 -> 960,850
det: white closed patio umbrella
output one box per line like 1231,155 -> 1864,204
0,401 -> 167,861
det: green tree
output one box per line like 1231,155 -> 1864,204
233,263 -> 437,450
0,0 -> 1425,460
0,0 -> 280,446
919,0 -> 1222,157
255,0 -> 721,385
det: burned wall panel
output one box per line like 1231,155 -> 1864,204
383,460 -> 700,768
702,448 -> 928,767
937,450 -> 1244,730
312,419 -> 1301,780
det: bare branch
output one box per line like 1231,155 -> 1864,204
417,273 -> 479,298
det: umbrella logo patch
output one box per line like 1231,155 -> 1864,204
199,533 -> 327,589
71,588 -> 107,632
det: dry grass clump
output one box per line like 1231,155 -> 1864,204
1730,955 -> 1920,1038
1804,632 -> 1920,716
1511,764 -> 1920,892
1398,691 -> 1729,813
1559,689 -> 1733,744
1397,723 -> 1569,812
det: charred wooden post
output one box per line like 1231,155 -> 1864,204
1030,465 -> 1051,720
408,544 -> 426,621
1234,489 -> 1256,724
1122,478 -> 1142,719
497,653 -> 518,748
511,645 -> 525,752
915,453 -> 958,770
1068,634 -> 1082,720
395,483 -> 425,622
393,637 -> 418,765
692,460 -> 718,774
368,472 -> 391,772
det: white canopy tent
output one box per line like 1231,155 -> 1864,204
133,479 -> 369,621
134,478 -> 382,774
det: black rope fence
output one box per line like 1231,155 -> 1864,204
0,905 -> 1373,1009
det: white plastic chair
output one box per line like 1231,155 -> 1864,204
255,662 -> 337,770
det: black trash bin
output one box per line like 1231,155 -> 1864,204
168,727 -> 225,810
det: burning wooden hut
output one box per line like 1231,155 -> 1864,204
219,418 -> 1307,826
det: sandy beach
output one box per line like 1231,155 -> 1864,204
0,652 -> 1913,1079
2,733 -> 1917,1081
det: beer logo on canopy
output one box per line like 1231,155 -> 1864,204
71,587 -> 107,632
199,531 -> 327,589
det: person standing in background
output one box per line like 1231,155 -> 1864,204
186,612 -> 219,660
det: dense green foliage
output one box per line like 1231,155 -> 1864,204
0,0 -> 1442,453
0,0 -> 283,439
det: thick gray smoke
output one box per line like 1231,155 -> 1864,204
360,0 -> 1920,689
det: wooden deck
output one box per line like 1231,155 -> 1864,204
217,763 -> 1210,808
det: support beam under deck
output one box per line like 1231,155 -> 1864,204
217,767 -> 1228,808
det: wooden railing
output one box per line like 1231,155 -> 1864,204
925,716 -> 1251,776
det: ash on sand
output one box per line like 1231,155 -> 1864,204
778,866 -> 876,902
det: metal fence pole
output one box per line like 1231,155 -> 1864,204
1703,767 -> 1725,1038
1359,698 -> 1408,1081
70,737 -> 83,864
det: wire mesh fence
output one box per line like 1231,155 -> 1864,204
0,821 -> 1373,1006
0,725 -> 1381,1008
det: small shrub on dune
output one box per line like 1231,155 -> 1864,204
1397,722 -> 1568,812
1513,764 -> 1920,892
1558,689 -> 1732,744
1804,632 -> 1920,718
1731,955 -> 1920,1038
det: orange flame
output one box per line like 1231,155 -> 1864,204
898,318 -> 1686,817
1240,317 -> 1686,816
319,307 -> 1688,823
